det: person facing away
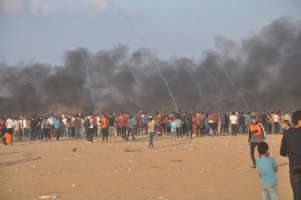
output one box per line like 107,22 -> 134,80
280,110 -> 301,200
256,142 -> 279,200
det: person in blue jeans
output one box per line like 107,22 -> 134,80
256,142 -> 278,200
147,118 -> 155,148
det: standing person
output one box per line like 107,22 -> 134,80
61,116 -> 68,137
92,115 -> 98,138
239,112 -> 247,134
6,116 -> 13,135
118,114 -> 127,140
22,116 -> 28,138
147,118 -> 155,148
107,113 -> 116,143
273,112 -> 281,134
202,112 -> 210,136
83,115 -> 91,142
207,112 -> 215,135
160,114 -> 167,133
43,116 -> 51,142
195,114 -> 202,137
66,116 -> 73,138
224,113 -> 229,134
30,116 -> 36,141
73,114 -> 82,140
48,115 -> 54,137
170,117 -> 177,143
12,117 -> 21,141
256,142 -> 279,200
185,113 -> 193,139
220,113 -> 226,134
248,116 -> 265,168
0,116 -> 6,137
126,115 -> 136,141
280,110 -> 301,200
34,115 -> 42,141
260,111 -> 268,133
213,112 -> 219,135
142,113 -> 148,134
135,111 -> 141,133
131,113 -> 138,136
174,117 -> 182,138
283,111 -> 292,124
101,114 -> 109,142
53,116 -> 61,141
230,112 -> 238,136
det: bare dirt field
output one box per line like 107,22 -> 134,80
0,133 -> 292,200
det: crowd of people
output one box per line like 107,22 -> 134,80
0,109 -> 293,145
1,109 -> 300,199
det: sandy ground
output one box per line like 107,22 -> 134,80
0,132 -> 293,200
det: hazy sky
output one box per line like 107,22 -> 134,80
1,0 -> 300,66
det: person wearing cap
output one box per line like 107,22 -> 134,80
280,110 -> 301,199
248,115 -> 265,168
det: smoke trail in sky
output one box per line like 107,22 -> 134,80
156,64 -> 179,112
222,65 -> 249,110
203,68 -> 226,109
79,49 -> 99,114
188,70 -> 206,105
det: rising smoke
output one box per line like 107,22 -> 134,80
0,16 -> 300,115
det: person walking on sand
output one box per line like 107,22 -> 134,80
148,118 -> 155,148
248,115 -> 265,168
256,142 -> 279,200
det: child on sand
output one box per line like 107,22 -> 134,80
282,120 -> 291,134
256,142 -> 278,200
170,117 -> 177,144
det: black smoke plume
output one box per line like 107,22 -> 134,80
0,16 -> 300,115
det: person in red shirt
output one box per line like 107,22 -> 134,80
101,114 -> 109,142
0,116 -> 6,137
118,114 -> 127,140
213,113 -> 220,135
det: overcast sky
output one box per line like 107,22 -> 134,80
1,0 -> 300,66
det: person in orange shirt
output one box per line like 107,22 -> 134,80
1,132 -> 12,146
101,114 -> 109,142
248,115 -> 265,168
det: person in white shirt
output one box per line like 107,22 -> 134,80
229,112 -> 238,136
6,116 -> 13,134
61,116 -> 68,137
22,116 -> 28,138
273,112 -> 281,134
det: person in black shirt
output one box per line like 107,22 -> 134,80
280,110 -> 301,200
107,113 -> 116,143
260,111 -> 268,133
